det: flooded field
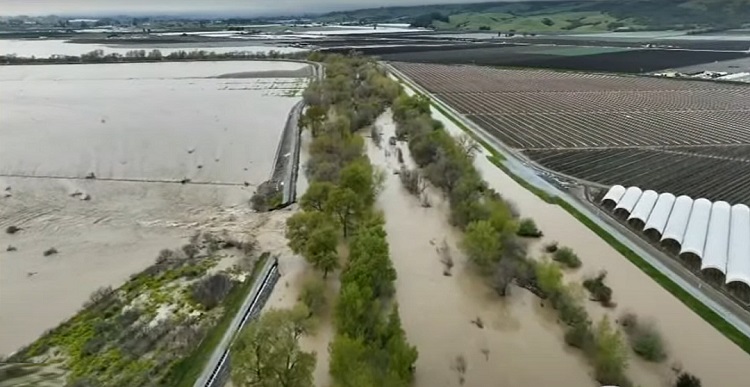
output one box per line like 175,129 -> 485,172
0,38 -> 306,58
0,60 -> 308,356
407,91 -> 750,385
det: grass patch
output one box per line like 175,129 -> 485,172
166,253 -> 270,387
487,155 -> 554,203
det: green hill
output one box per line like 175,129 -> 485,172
317,0 -> 750,33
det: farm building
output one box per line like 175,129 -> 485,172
601,185 -> 750,302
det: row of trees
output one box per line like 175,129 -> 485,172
290,54 -> 418,386
391,89 -> 702,387
1,49 -> 307,65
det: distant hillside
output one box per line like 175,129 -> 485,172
317,0 -> 750,33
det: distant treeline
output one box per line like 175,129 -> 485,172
0,48 -> 309,65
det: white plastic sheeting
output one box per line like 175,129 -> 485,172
628,190 -> 658,223
662,195 -> 694,244
727,204 -> 750,286
601,185 -> 627,205
603,184 -> 750,286
644,193 -> 676,235
615,186 -> 643,213
680,198 -> 712,257
702,201 -> 731,273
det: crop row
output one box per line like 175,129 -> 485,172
392,62 -> 742,93
440,89 -> 750,115
525,148 -> 750,204
467,111 -> 750,149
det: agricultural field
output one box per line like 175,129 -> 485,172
378,45 -> 750,73
392,62 -> 750,204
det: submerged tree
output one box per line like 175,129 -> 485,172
231,307 -> 316,387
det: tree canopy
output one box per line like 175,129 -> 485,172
231,307 -> 316,387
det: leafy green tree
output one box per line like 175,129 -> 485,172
329,335 -> 379,387
286,211 -> 335,255
300,182 -> 335,212
299,276 -> 327,316
335,282 -> 380,339
534,258 -> 564,297
325,187 -> 364,237
231,308 -> 316,387
461,220 -> 501,273
344,225 -> 397,299
305,223 -> 340,278
593,315 -> 629,386
339,158 -> 376,205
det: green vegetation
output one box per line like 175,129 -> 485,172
231,307 -> 316,387
299,275 -> 328,317
552,246 -> 582,269
675,372 -> 702,387
583,271 -> 614,307
289,53 -> 417,386
517,217 -> 543,238
619,312 -> 668,362
6,233 -> 265,386
319,0 -> 750,32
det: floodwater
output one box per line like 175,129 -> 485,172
232,128 -> 335,387
0,38 -> 306,58
0,61 -> 309,355
408,89 -> 750,385
367,113 -> 595,387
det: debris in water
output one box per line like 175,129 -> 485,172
470,316 -> 484,329
180,178 -> 191,184
6,245 -> 17,252
70,191 -> 82,198
197,165 -> 203,169
85,172 -> 96,179
27,272 -> 37,277
187,148 -> 196,154
244,182 -> 250,187
43,247 -> 59,257
480,347 -> 490,361
5,226 -> 21,235
81,193 -> 92,201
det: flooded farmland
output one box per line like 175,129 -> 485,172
402,89 -> 750,385
0,60 -> 309,356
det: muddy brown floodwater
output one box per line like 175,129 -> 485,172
0,61 -> 308,356
367,113 -> 595,387
389,80 -> 750,386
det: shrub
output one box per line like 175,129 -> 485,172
583,271 -> 614,307
299,276 -> 327,316
544,241 -> 559,253
619,312 -> 667,362
191,274 -> 234,310
556,292 -> 589,326
675,372 -> 702,387
250,180 -> 282,212
516,218 -> 542,238
565,321 -> 595,351
552,247 -> 582,269
631,323 -> 667,362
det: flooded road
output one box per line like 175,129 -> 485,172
367,113 -> 595,387
407,91 -> 750,385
